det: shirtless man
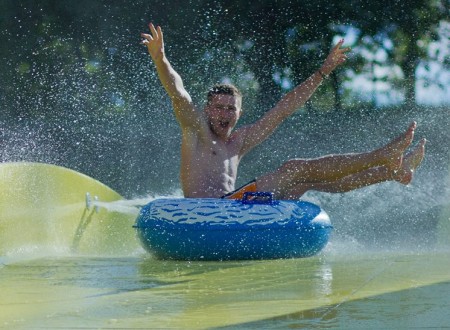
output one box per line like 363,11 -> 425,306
141,23 -> 426,200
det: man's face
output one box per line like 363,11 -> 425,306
204,94 -> 242,139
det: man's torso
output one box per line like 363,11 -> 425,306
180,126 -> 244,198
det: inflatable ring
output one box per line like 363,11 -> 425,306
134,192 -> 332,260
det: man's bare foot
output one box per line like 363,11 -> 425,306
394,138 -> 426,185
379,121 -> 416,171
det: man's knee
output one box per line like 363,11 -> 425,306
279,158 -> 307,174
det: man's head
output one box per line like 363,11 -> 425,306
204,84 -> 243,139
207,84 -> 242,105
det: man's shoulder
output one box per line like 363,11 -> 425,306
225,128 -> 249,154
173,102 -> 205,130
180,118 -> 211,145
231,124 -> 252,143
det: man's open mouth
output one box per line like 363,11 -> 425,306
219,121 -> 229,128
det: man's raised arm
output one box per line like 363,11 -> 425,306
141,23 -> 198,127
239,40 -> 350,155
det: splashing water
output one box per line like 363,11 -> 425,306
91,190 -> 184,216
1,2 -> 449,256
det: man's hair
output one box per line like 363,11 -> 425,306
207,84 -> 242,103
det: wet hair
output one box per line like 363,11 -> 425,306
207,84 -> 242,104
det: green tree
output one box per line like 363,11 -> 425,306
349,0 -> 447,108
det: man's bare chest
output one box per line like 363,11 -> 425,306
199,141 -> 239,168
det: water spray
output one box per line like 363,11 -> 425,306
85,192 -> 99,213
84,192 -> 144,215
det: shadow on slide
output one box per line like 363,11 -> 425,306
0,162 -> 140,258
219,280 -> 450,329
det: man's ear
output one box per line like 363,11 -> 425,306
237,108 -> 243,119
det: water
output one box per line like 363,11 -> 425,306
92,191 -> 184,216
1,250 -> 449,329
1,157 -> 449,327
1,182 -> 448,328
0,169 -> 449,328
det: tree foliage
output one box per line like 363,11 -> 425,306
1,0 -> 447,120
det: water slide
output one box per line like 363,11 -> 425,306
1,161 -> 449,328
0,162 -> 140,258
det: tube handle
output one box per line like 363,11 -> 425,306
242,192 -> 274,204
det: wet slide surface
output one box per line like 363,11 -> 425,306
1,162 -> 449,328
1,252 -> 449,329
0,162 -> 139,257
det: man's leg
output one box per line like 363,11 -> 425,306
282,138 -> 426,200
256,122 -> 417,198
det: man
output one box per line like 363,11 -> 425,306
141,23 -> 425,200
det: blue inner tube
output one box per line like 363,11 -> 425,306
134,192 -> 332,261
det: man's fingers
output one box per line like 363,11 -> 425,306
331,40 -> 352,56
332,39 -> 344,51
141,33 -> 153,40
149,23 -> 158,39
157,25 -> 163,42
141,23 -> 163,48
140,33 -> 154,46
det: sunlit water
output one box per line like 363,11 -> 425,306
1,188 -> 450,329
1,248 -> 449,329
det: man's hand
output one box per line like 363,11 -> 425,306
141,23 -> 164,62
320,39 -> 351,75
